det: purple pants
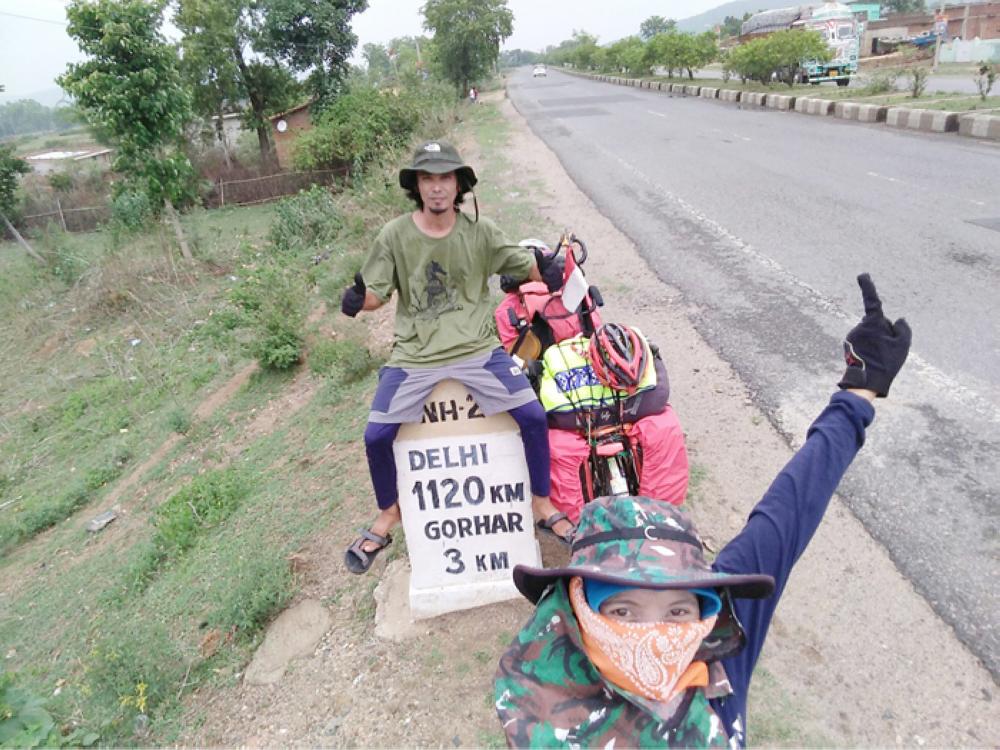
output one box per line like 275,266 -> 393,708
364,401 -> 551,510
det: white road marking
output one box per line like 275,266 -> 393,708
593,142 -> 1000,424
868,171 -> 990,208
647,110 -> 667,118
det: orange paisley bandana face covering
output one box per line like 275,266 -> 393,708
569,577 -> 718,704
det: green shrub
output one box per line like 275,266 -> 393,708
154,469 -> 247,554
231,243 -> 308,372
0,672 -> 99,748
294,87 -> 415,172
109,189 -> 154,236
165,408 -> 191,435
308,339 -> 376,382
208,552 -> 295,637
859,69 -> 898,95
268,186 -> 342,254
41,229 -> 89,284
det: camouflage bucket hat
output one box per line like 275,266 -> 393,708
513,496 -> 776,661
399,139 -> 478,191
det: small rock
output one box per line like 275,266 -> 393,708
323,717 -> 342,735
86,510 -> 118,533
882,709 -> 895,720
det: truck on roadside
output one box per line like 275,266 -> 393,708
740,2 -> 862,86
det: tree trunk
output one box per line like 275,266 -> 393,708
163,198 -> 193,262
1,212 -> 45,263
233,44 -> 277,170
215,106 -> 232,169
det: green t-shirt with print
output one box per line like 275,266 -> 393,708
361,212 -> 535,367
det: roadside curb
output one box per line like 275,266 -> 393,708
958,111 -> 1000,139
834,101 -> 887,123
795,97 -> 835,116
886,107 -> 959,133
554,68 -> 1000,141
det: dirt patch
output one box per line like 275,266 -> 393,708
193,361 -> 259,421
179,94 -> 998,749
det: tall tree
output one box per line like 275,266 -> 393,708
362,43 -> 395,83
176,0 -> 303,169
0,145 -> 43,262
639,15 -> 676,41
59,0 -> 196,260
422,0 -> 514,94
254,0 -> 368,106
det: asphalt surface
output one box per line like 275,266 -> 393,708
507,68 -> 1000,679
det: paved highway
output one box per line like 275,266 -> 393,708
508,67 -> 1000,678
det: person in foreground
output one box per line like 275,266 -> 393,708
494,274 -> 911,748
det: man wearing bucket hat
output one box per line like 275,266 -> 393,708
341,140 -> 570,574
495,274 -> 912,747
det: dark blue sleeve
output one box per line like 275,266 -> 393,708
710,391 -> 875,740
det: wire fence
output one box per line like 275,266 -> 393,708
11,167 -> 350,236
202,167 -> 349,209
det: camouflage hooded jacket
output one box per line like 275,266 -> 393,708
495,579 -> 732,748
496,392 -> 876,748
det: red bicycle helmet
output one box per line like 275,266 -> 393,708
588,323 -> 648,393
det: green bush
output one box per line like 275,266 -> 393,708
308,339 -> 376,382
294,87 -> 415,172
293,81 -> 456,173
859,69 -> 898,95
208,552 -> 295,637
154,469 -> 247,555
165,408 -> 191,434
0,672 -> 99,748
268,186 -> 342,254
109,189 -> 153,236
727,30 -> 830,85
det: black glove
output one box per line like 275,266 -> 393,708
500,275 -> 521,294
341,272 -> 366,318
837,273 -> 912,397
534,248 -> 563,293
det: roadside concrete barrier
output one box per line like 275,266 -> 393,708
795,97 -> 835,116
834,101 -> 887,123
766,94 -> 796,111
886,107 -> 959,133
958,112 -> 1000,140
552,69 -> 997,142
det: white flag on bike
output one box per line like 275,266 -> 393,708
560,248 -> 588,313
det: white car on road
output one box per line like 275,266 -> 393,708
532,65 -> 547,77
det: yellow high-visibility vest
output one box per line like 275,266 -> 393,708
538,333 -> 656,414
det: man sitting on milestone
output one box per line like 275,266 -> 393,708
340,140 -> 574,574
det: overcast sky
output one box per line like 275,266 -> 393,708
1,0 -> 722,100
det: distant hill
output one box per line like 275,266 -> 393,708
676,0 -> 798,32
0,87 -> 70,108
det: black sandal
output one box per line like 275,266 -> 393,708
535,512 -> 575,549
344,529 -> 393,574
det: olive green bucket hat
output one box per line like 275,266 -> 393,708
514,495 -> 776,662
398,139 -> 478,191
